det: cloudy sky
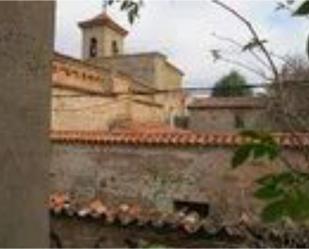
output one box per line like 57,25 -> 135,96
55,0 -> 308,87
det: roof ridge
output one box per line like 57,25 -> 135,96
50,130 -> 309,147
78,11 -> 128,36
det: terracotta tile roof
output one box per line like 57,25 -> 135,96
188,97 -> 267,109
78,12 -> 128,36
50,130 -> 309,148
49,193 -> 243,235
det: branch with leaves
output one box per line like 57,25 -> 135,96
107,0 -> 143,24
212,0 -> 280,80
232,131 -> 309,223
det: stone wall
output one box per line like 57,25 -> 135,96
0,2 -> 54,247
51,88 -> 164,131
188,98 -> 269,133
50,142 -> 304,224
130,98 -> 164,124
91,53 -> 157,87
52,53 -> 166,131
189,108 -> 268,133
90,53 -> 185,121
52,88 -> 131,131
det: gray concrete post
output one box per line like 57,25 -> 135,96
0,2 -> 54,247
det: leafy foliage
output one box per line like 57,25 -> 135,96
211,70 -> 252,97
107,0 -> 143,24
293,0 -> 309,59
256,172 -> 309,222
232,130 -> 279,168
294,0 -> 309,15
232,130 -> 309,223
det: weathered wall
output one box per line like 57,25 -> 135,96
0,2 -> 54,247
130,100 -> 163,124
51,88 -> 164,131
189,108 -> 268,133
52,53 -> 169,130
53,54 -> 107,92
155,55 -> 183,90
52,88 -> 131,131
92,54 -> 157,87
50,143 -> 303,224
89,53 -> 185,125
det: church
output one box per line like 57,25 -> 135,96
51,10 -> 185,132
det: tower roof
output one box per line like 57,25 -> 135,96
78,12 -> 128,36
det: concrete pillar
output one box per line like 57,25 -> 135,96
0,2 -> 54,247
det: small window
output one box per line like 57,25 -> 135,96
89,37 -> 98,58
112,40 -> 119,55
173,200 -> 209,218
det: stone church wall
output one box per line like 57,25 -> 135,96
52,88 -> 131,131
50,142 -> 304,224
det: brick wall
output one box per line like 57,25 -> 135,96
50,142 -> 304,224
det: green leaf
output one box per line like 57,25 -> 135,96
254,185 -> 284,200
243,131 -> 278,161
256,173 -> 277,185
258,172 -> 295,186
261,199 -> 287,223
232,145 -> 252,168
120,1 -> 130,10
284,190 -> 309,221
252,144 -> 267,159
266,144 -> 279,160
294,0 -> 309,15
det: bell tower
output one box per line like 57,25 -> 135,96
78,10 -> 128,60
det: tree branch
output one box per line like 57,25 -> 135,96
218,56 -> 271,81
212,33 -> 272,71
212,0 -> 280,81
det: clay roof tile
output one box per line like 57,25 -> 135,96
50,130 -> 309,148
78,12 -> 128,36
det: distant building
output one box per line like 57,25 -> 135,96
51,11 -> 185,131
187,97 -> 268,133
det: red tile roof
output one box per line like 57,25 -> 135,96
49,192 -> 244,234
78,12 -> 128,36
50,130 -> 309,148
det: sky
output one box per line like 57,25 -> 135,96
55,0 -> 308,88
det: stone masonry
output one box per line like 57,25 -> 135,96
50,141 -> 305,225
